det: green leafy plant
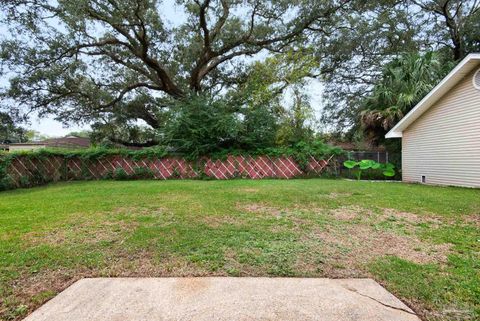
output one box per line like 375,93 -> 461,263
113,168 -> 129,180
343,159 -> 395,180
132,167 -> 155,180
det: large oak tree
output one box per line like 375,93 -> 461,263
0,0 -> 351,138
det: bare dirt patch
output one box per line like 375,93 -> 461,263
309,224 -> 451,270
239,203 -> 283,217
464,213 -> 480,227
3,252 -> 213,320
14,269 -> 92,300
23,220 -> 136,246
327,192 -> 353,199
381,208 -> 443,226
3,268 -> 95,320
237,203 -> 310,230
300,205 -> 452,277
113,206 -> 166,217
329,205 -> 372,221
236,188 -> 260,193
327,206 -> 444,228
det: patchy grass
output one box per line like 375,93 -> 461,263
0,179 -> 479,320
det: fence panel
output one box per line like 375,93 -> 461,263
4,154 -> 334,189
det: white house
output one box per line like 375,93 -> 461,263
386,53 -> 480,188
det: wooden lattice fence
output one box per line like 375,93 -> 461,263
4,154 -> 333,188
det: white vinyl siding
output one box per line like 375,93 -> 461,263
402,69 -> 480,188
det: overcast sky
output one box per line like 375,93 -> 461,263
3,1 -> 326,138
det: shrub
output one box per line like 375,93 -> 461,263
19,175 -> 30,188
132,167 -> 155,179
113,168 -> 130,180
0,176 -> 13,190
29,169 -> 51,186
102,170 -> 113,180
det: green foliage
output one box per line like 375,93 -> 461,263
343,159 -> 395,180
13,171 -> 52,189
66,130 -> 91,138
321,1 -> 480,135
24,130 -> 50,142
275,86 -> 315,146
0,175 -> 13,190
207,140 -> 343,169
0,0 -> 333,142
112,168 -> 129,180
0,152 -> 13,190
239,105 -> 279,150
90,120 -> 159,147
2,146 -> 168,161
0,147 -> 168,190
360,52 -> 453,144
2,0 -> 480,151
0,112 -> 27,144
288,140 -> 343,170
0,140 -> 343,190
164,93 -> 323,158
165,95 -> 241,157
131,167 -> 155,180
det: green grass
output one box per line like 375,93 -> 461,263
0,179 -> 479,320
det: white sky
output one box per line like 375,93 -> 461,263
4,1 -> 326,137
29,116 -> 88,137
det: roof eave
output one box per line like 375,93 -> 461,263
385,131 -> 402,138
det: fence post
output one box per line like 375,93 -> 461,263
63,158 -> 68,181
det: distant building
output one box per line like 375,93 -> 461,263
7,142 -> 47,152
8,135 -> 91,152
41,136 -> 91,149
328,141 -> 386,152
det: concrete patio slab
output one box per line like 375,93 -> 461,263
23,277 -> 420,321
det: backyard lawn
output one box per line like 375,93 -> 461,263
0,179 -> 479,321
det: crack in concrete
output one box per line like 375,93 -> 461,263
341,285 -> 417,316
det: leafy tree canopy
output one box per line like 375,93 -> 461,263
0,0 -> 348,134
1,0 -> 479,151
320,0 -> 480,135
360,51 -> 454,145
0,112 -> 27,144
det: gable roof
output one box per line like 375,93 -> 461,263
8,136 -> 91,149
385,53 -> 480,138
42,136 -> 91,149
